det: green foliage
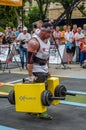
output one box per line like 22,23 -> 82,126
0,6 -> 18,29
0,26 -> 4,32
0,0 -> 85,30
28,6 -> 41,32
34,0 -> 53,20
6,22 -> 14,28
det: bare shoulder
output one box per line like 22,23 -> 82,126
28,38 -> 40,52
29,38 -> 38,45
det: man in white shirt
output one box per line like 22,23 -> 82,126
53,26 -> 61,45
82,24 -> 86,36
74,27 -> 84,63
16,27 -> 31,69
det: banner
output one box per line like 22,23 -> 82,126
49,45 -> 67,64
0,44 -> 20,62
0,0 -> 22,6
0,44 -> 68,64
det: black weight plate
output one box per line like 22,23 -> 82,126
59,85 -> 66,97
54,85 -> 67,97
8,89 -> 15,105
41,90 -> 52,106
45,90 -> 52,106
41,90 -> 48,106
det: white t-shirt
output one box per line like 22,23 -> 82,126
74,33 -> 84,46
17,32 -> 31,48
64,31 -> 74,42
32,28 -> 41,36
35,28 -> 41,35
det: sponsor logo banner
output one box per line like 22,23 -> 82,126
0,44 -> 66,64
0,44 -> 20,62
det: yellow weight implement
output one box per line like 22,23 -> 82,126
14,83 -> 47,113
0,77 -> 76,114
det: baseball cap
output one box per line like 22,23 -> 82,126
23,27 -> 27,31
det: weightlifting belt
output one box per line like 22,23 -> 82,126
34,56 -> 47,65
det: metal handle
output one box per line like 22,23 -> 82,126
51,97 -> 65,100
66,92 -> 76,96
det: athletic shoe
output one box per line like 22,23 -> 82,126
37,112 -> 53,120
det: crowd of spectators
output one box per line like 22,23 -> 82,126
0,22 -> 86,68
51,23 -> 86,66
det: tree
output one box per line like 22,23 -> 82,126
33,0 -> 56,20
0,0 -> 84,29
29,0 -> 74,22
77,0 -> 86,17
0,6 -> 18,28
34,0 -> 83,25
25,0 -> 82,28
28,6 -> 41,32
56,0 -> 73,25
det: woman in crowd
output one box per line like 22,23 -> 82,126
64,25 -> 74,64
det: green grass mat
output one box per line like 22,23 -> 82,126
66,95 -> 86,104
0,86 -> 13,93
0,85 -> 86,104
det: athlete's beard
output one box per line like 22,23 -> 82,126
39,33 -> 47,41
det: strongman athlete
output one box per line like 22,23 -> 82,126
27,22 -> 53,120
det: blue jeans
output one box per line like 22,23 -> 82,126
76,46 -> 80,62
80,52 -> 86,65
20,47 -> 28,68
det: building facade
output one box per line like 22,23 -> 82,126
25,0 -> 86,20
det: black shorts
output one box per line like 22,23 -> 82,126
33,72 -> 49,83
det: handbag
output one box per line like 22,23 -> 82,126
65,41 -> 73,50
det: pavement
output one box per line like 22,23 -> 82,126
1,63 -> 86,79
0,63 -> 86,130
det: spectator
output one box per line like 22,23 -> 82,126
16,27 -> 31,69
72,24 -> 78,56
13,27 -> 18,38
74,27 -> 84,63
33,20 -> 43,36
15,27 -> 22,53
61,25 -> 67,44
82,24 -> 86,36
0,32 -> 3,44
2,32 -> 7,44
5,27 -> 16,44
64,25 -> 74,64
16,26 -> 23,37
53,26 -> 61,46
79,36 -> 86,66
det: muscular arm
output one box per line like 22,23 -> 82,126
27,38 -> 40,76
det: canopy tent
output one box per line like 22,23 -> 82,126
0,0 -> 22,6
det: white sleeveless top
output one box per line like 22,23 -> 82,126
32,35 -> 50,73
